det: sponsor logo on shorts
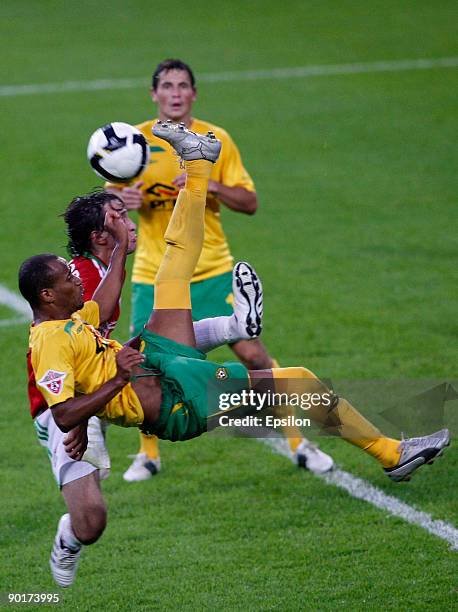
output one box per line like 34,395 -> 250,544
215,367 -> 229,380
37,370 -> 67,396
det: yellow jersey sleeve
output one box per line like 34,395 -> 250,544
216,130 -> 255,192
32,327 -> 75,408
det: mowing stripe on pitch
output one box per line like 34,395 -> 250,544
262,437 -> 458,551
0,284 -> 31,326
1,57 -> 457,97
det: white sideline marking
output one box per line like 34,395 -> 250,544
1,57 -> 457,97
262,437 -> 458,551
0,284 -> 31,326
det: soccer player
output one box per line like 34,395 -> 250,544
20,124 -> 450,588
26,186 -> 265,588
60,190 -> 267,480
107,58 -> 331,480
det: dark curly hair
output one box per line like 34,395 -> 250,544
152,58 -> 195,91
63,189 -> 123,257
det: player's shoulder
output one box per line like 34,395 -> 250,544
135,119 -> 156,141
74,300 -> 100,326
70,255 -> 92,274
29,320 -> 72,347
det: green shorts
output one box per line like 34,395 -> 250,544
138,328 -> 249,442
131,272 -> 233,335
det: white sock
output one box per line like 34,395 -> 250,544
62,516 -> 82,549
193,315 -> 241,352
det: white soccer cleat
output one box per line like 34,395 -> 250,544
82,417 -> 111,480
294,439 -> 334,474
50,514 -> 82,588
123,453 -> 161,482
384,428 -> 450,482
152,120 -> 221,162
232,262 -> 263,338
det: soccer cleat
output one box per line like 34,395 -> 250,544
50,514 -> 82,588
123,453 -> 161,482
384,428 -> 450,482
233,262 -> 263,338
152,120 -> 222,162
294,439 -> 334,474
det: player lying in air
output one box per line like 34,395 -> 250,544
19,121 -> 450,587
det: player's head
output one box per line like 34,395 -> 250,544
63,189 -> 137,258
18,254 -> 84,313
151,59 -> 196,122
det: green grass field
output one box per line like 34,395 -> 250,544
1,1 -> 457,609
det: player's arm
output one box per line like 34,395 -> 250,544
105,180 -> 144,210
91,209 -> 128,323
172,172 -> 257,215
51,347 -> 145,432
207,182 -> 257,214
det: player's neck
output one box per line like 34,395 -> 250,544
33,305 -> 74,324
89,246 -> 109,266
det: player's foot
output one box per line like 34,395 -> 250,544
152,120 -> 221,162
384,428 -> 450,482
82,416 -> 111,480
295,439 -> 334,474
123,453 -> 161,482
232,262 -> 263,338
50,514 -> 82,588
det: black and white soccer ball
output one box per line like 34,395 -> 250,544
87,122 -> 149,182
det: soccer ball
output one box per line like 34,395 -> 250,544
87,122 -> 149,182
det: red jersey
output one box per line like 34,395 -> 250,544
27,253 -> 124,418
70,254 -> 124,338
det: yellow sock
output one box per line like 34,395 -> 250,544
271,367 -> 401,467
154,159 -> 212,310
359,437 -> 401,468
271,359 -> 303,453
139,432 -> 160,460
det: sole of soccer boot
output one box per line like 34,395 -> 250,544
233,262 -> 263,338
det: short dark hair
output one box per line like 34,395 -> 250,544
18,253 -> 59,309
63,189 -> 123,257
152,59 -> 196,91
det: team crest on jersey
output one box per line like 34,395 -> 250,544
37,370 -> 67,396
215,367 -> 229,380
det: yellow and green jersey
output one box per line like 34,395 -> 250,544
29,302 -> 144,427
106,118 -> 255,284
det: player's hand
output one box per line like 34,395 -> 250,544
115,346 -> 145,383
104,209 -> 129,246
207,180 -> 219,194
120,181 -> 144,210
172,173 -> 186,189
64,423 -> 88,460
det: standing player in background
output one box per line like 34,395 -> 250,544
107,58 -> 333,480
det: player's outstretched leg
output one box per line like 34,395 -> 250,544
143,122 -> 221,344
267,367 -> 450,482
